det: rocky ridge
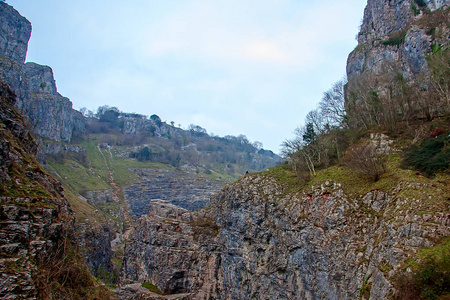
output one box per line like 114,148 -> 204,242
347,0 -> 450,83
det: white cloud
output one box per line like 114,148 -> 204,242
242,40 -> 291,63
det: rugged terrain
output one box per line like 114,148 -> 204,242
119,0 -> 450,299
347,0 -> 450,83
0,81 -> 115,299
122,151 -> 449,299
0,0 -> 449,299
0,0 -> 281,288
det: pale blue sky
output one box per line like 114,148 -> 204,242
7,0 -> 366,153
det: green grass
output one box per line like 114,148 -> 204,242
261,153 -> 449,208
260,164 -> 304,195
396,238 -> 450,299
48,159 -> 110,194
141,282 -> 164,295
63,189 -> 108,224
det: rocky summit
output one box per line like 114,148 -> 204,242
347,0 -> 450,82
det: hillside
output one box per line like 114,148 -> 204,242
0,81 -> 116,299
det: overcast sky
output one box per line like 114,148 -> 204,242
7,0 -> 366,153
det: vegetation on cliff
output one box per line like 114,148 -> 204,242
0,81 -> 116,299
279,6 -> 449,299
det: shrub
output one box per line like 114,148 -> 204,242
344,140 -> 388,182
402,132 -> 450,177
394,238 -> 450,300
382,30 -> 407,46
142,282 -> 164,295
412,3 -> 421,15
414,0 -> 427,7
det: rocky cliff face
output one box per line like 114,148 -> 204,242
212,176 -> 449,299
121,172 -> 449,299
0,81 -> 74,298
0,2 -> 85,145
121,200 -> 222,298
347,0 -> 450,83
124,168 -> 224,217
0,1 -> 31,64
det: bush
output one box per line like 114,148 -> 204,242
382,30 -> 407,46
344,141 -> 388,182
395,238 -> 450,300
414,0 -> 427,7
142,282 -> 164,295
402,132 -> 450,177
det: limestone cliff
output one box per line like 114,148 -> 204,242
347,0 -> 450,83
0,2 -> 85,145
0,81 -> 112,299
0,1 -> 31,64
121,200 -> 221,298
121,170 -> 449,299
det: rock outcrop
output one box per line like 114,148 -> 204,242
347,0 -> 450,83
0,2 -> 85,145
0,1 -> 31,64
0,81 -> 74,298
211,176 -> 448,299
124,168 -> 223,218
121,200 -> 222,298
121,173 -> 449,299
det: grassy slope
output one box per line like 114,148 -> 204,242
265,152 -> 448,217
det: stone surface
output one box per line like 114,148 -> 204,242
0,81 -> 75,299
24,62 -> 58,95
77,223 -> 114,278
24,92 -> 85,143
347,0 -> 450,83
124,168 -> 223,217
121,174 -> 449,299
0,3 -> 85,144
121,200 -> 222,298
0,2 -> 31,63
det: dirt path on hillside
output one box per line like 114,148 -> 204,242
97,144 -> 133,238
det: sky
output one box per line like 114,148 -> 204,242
7,0 -> 366,153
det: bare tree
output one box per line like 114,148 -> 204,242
344,140 -> 387,182
281,125 -> 328,179
428,48 -> 450,114
319,78 -> 347,127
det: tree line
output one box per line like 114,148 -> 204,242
282,47 -> 450,181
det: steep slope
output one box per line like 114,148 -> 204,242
0,1 -> 85,144
347,0 -> 450,83
345,0 -> 450,129
0,81 -> 114,299
120,0 -> 450,298
0,1 -> 281,285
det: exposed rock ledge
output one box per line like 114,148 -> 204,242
121,174 -> 449,299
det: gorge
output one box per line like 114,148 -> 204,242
0,0 -> 449,299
